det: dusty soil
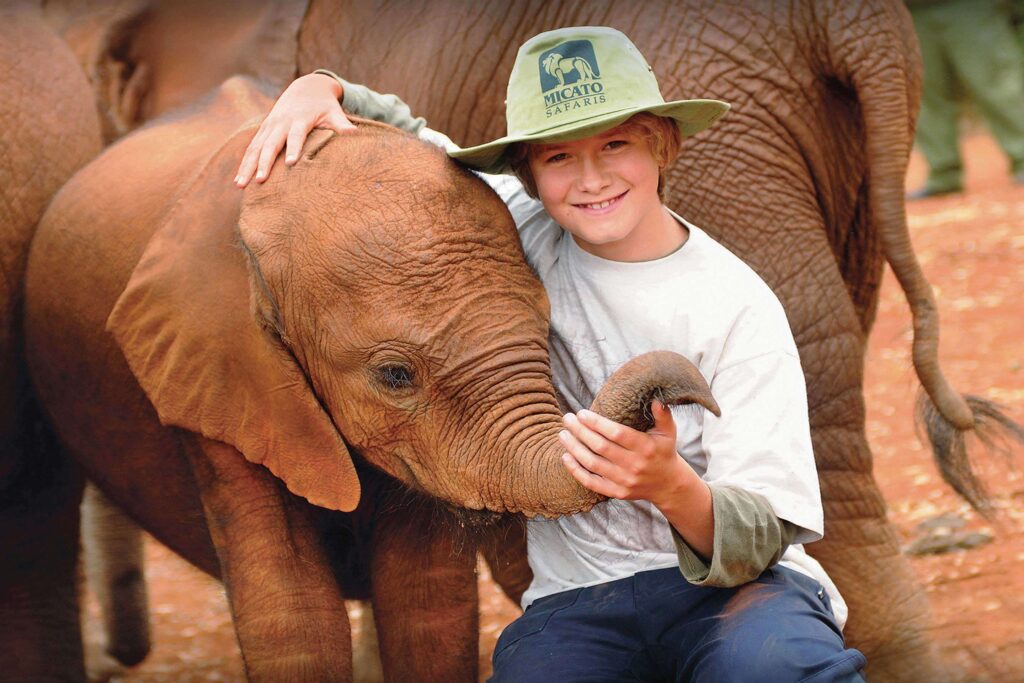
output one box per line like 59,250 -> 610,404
84,133 -> 1024,682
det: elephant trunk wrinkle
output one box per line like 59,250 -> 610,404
482,396 -> 590,516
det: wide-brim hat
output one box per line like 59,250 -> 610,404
449,26 -> 730,174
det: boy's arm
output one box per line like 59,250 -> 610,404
684,323 -> 822,585
312,69 -> 428,136
561,402 -> 799,587
313,71 -> 563,270
236,71 -> 440,186
562,351 -> 817,588
671,485 -> 798,586
235,71 -> 560,270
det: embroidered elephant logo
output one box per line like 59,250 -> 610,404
542,52 -> 597,87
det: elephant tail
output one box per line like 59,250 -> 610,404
835,1 -> 1023,512
916,393 -> 1024,512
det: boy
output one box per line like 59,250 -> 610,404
236,26 -> 865,682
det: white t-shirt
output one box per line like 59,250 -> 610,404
421,129 -> 847,628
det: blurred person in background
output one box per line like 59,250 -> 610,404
1011,0 -> 1024,55
907,0 -> 1024,198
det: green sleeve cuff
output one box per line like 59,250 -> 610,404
672,485 -> 798,587
312,69 -> 427,135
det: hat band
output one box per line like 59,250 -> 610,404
509,101 -> 664,140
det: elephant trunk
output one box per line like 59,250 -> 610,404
831,1 -> 1024,512
505,351 -> 719,518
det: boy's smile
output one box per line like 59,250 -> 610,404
529,124 -> 687,262
573,190 -> 628,213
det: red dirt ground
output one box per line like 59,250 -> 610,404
84,133 -> 1024,682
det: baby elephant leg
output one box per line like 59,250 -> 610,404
185,437 -> 352,682
81,483 -> 150,669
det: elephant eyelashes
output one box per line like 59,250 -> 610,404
375,364 -> 416,390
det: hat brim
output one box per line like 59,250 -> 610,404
448,98 -> 729,174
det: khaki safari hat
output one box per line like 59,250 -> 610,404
449,26 -> 730,174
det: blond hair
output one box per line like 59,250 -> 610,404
507,113 -> 683,199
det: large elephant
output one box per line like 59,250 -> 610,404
38,1 -> 1022,679
22,76 -> 718,681
42,0 -> 309,143
0,3 -> 102,681
289,1 -> 1022,681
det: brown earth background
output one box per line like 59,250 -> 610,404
81,133 -> 1024,682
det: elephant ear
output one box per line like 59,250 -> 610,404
106,128 -> 359,512
47,0 -> 308,139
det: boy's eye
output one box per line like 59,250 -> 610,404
605,139 -> 628,150
545,152 -> 569,163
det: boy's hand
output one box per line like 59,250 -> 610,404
234,73 -> 357,188
560,400 -> 691,507
561,400 -> 714,557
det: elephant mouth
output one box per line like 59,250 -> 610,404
444,504 -> 506,529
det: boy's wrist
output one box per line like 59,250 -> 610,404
652,458 -> 714,559
650,456 -> 703,514
309,71 -> 344,100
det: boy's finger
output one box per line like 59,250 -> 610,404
285,120 -> 315,164
327,110 -> 357,133
575,409 -> 643,448
650,401 -> 678,437
560,453 -> 623,499
235,129 -> 268,186
254,131 -> 287,182
563,413 -> 628,461
559,429 -> 616,479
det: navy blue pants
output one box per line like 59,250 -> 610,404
490,566 -> 865,682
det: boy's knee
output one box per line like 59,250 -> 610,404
691,575 -> 865,682
696,637 -> 865,683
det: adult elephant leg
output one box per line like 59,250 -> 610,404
183,436 -> 352,682
370,486 -> 478,682
0,432 -> 86,682
776,234 -> 941,681
81,483 -> 150,667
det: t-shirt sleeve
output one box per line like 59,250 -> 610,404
699,294 -> 823,545
672,485 -> 798,586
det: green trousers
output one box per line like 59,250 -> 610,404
911,0 -> 1024,191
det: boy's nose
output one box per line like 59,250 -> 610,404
576,155 -> 611,193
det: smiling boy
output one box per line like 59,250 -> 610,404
236,26 -> 866,682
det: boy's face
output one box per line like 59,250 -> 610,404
527,124 -> 666,260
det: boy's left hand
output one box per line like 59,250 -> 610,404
560,400 -> 688,506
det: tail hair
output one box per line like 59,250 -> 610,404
915,391 -> 1024,516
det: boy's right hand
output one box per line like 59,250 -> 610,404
234,73 -> 357,187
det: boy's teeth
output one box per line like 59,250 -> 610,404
585,199 -> 612,209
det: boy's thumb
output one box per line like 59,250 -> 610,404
328,111 -> 357,132
651,400 -> 673,429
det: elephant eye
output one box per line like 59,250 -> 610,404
375,363 -> 415,390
